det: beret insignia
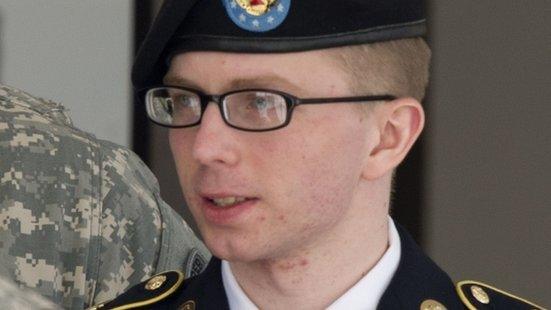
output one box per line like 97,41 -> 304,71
223,0 -> 291,32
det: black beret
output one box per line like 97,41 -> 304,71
132,0 -> 426,89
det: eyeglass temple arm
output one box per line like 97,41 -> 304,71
298,95 -> 396,105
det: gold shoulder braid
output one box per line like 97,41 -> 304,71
88,270 -> 184,310
456,280 -> 547,310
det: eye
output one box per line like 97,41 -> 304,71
247,94 -> 273,111
167,91 -> 199,111
252,97 -> 266,109
171,94 -> 194,107
223,91 -> 288,129
146,87 -> 202,126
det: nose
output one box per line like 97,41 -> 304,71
192,103 -> 240,167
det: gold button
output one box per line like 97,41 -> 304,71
180,300 -> 196,310
420,299 -> 447,310
145,274 -> 167,291
470,285 -> 490,304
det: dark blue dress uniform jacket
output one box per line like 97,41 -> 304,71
93,224 -> 545,309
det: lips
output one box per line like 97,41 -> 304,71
210,196 -> 250,207
199,193 -> 259,225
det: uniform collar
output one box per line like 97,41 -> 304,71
376,223 -> 463,309
221,217 -> 401,310
221,261 -> 258,310
177,220 -> 463,309
328,218 -> 401,309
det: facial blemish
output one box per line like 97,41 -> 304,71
275,258 -> 308,271
276,261 -> 296,271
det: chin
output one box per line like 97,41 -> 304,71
201,229 -> 265,263
208,246 -> 261,263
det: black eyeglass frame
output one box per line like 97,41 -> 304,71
141,85 -> 397,132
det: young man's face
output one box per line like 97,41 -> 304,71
167,50 -> 383,262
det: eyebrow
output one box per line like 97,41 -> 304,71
163,74 -> 302,94
163,75 -> 203,90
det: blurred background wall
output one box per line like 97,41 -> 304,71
1,0 -> 549,306
425,1 -> 550,305
0,0 -> 132,146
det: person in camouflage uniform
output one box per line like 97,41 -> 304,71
0,274 -> 57,310
0,84 -> 210,309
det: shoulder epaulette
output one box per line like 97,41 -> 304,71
456,280 -> 546,310
88,270 -> 184,310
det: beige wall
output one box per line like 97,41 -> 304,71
0,0 -> 133,147
426,1 -> 551,305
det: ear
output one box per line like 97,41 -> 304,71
361,97 -> 425,180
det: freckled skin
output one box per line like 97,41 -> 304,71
165,49 -> 427,309
168,51 -> 377,263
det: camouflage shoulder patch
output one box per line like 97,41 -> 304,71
89,270 -> 184,310
456,280 -> 546,310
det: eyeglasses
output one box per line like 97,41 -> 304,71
143,86 -> 396,132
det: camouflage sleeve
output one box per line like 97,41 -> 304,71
0,275 -> 58,310
91,139 -> 210,305
0,84 -> 210,309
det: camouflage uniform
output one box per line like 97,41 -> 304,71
0,274 -> 57,309
0,84 -> 210,309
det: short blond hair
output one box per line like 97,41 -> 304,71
325,38 -> 431,102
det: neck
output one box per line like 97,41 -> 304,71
229,193 -> 390,309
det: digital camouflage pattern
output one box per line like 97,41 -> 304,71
0,84 -> 210,309
0,274 -> 57,309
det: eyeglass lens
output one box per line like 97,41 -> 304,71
146,87 -> 202,126
146,87 -> 288,130
223,91 -> 287,130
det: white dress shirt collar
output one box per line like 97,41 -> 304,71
222,259 -> 258,310
222,217 -> 401,310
